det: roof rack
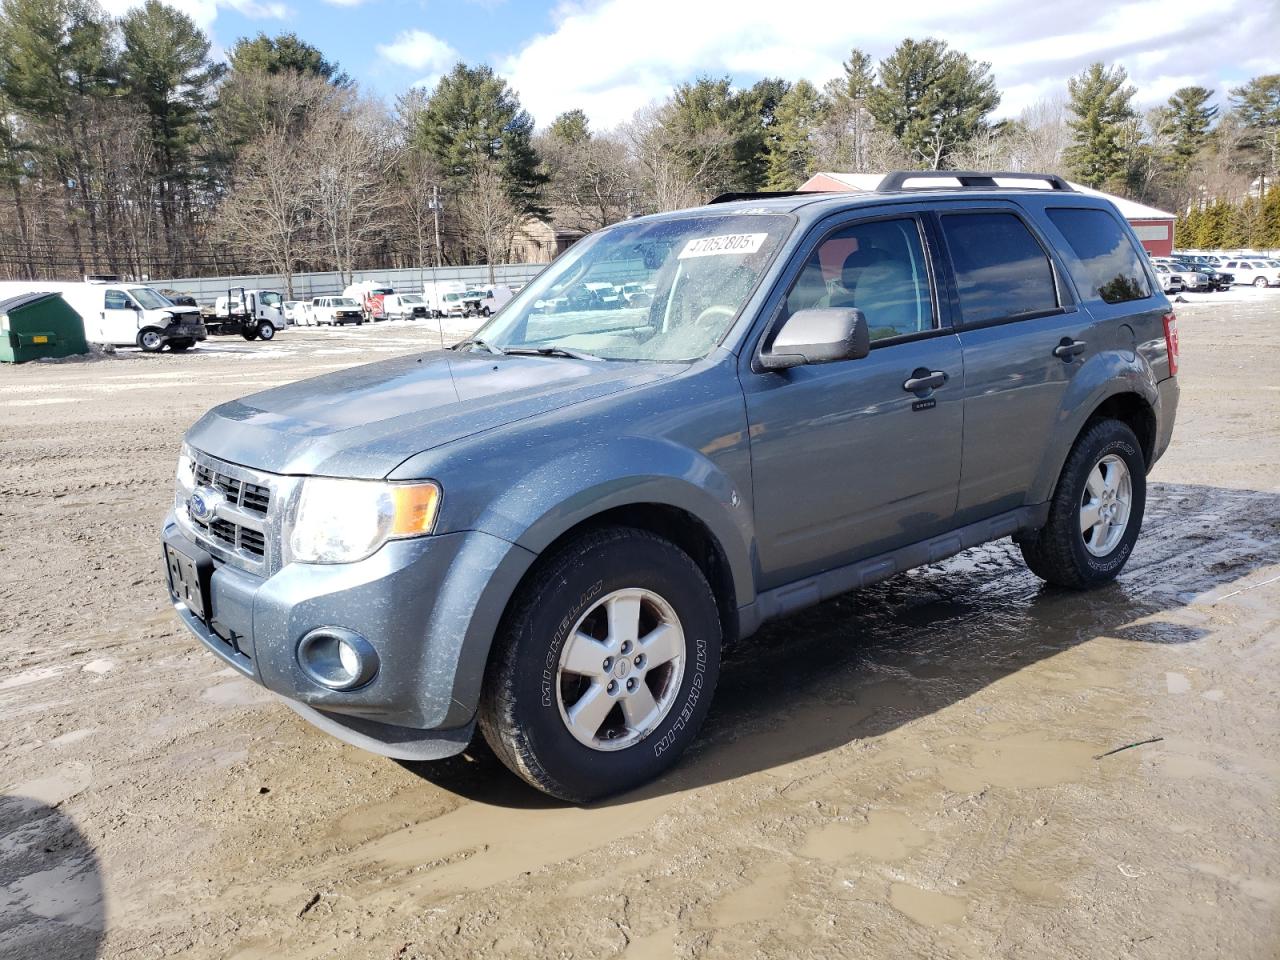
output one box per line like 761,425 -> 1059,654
708,190 -> 825,204
876,171 -> 1074,192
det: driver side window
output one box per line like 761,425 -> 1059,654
784,218 -> 935,343
104,290 -> 133,310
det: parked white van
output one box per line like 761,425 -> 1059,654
420,280 -> 467,317
0,280 -> 206,352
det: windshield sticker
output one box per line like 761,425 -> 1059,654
678,233 -> 768,259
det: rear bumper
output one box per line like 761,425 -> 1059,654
1152,376 -> 1179,468
161,514 -> 536,750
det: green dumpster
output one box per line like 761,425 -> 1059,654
0,292 -> 89,363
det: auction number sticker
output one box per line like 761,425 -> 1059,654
678,233 -> 768,259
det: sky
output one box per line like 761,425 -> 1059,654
100,0 -> 1280,130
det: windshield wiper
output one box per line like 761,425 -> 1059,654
502,346 -> 603,361
451,337 -> 504,355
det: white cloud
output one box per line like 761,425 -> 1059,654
377,28 -> 459,74
97,0 -> 287,33
501,0 -> 1280,129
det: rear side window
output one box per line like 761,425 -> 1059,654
1047,208 -> 1152,304
940,212 -> 1059,324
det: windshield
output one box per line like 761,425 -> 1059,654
473,213 -> 791,361
260,292 -> 282,307
130,287 -> 173,310
334,298 -> 358,306
401,295 -> 423,304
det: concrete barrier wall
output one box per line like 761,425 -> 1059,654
151,263 -> 548,305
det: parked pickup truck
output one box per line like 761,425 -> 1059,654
164,170 -> 1179,801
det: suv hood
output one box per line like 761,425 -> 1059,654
186,350 -> 679,478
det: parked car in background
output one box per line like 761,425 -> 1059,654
309,296 -> 364,326
1153,263 -> 1185,294
461,285 -> 514,317
382,293 -> 431,321
343,282 -> 396,321
1220,258 -> 1280,287
164,170 -> 1179,801
1155,259 -> 1211,292
421,280 -> 466,317
281,301 -> 308,325
0,279 -> 205,352
159,289 -> 199,307
211,289 -> 285,341
1172,260 -> 1233,291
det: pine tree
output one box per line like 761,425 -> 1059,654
1167,86 -> 1217,169
1230,75 -> 1280,185
866,38 -> 1000,170
118,0 -> 221,217
414,63 -> 546,222
1259,184 -> 1280,248
547,109 -> 589,145
1064,63 -> 1137,190
228,32 -> 348,86
764,80 -> 821,189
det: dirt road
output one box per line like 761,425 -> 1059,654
1,303 -> 1277,959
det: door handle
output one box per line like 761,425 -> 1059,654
903,369 -> 948,393
1053,338 -> 1086,361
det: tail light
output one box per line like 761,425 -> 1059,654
1163,312 -> 1179,376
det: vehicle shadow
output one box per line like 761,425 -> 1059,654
404,481 -> 1280,808
0,796 -> 104,959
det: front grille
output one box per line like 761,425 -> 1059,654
195,464 -> 272,516
181,451 -> 287,573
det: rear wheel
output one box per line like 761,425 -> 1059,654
240,327 -> 258,341
1255,277 -> 1269,288
137,328 -> 164,352
1020,419 -> 1146,589
480,527 -> 722,802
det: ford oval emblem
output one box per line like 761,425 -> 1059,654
188,485 -> 223,522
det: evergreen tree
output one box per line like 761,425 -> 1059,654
764,79 -> 821,189
1259,184 -> 1280,248
866,38 -> 1000,170
119,0 -> 221,186
1064,63 -> 1138,190
414,62 -> 545,218
547,109 -> 589,145
228,32 -> 348,86
1230,74 -> 1280,184
1166,85 -> 1217,168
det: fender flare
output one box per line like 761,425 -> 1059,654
1028,350 -> 1160,505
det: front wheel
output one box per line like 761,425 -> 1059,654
137,328 -> 164,352
1255,277 -> 1269,288
257,321 -> 276,341
1020,419 -> 1146,589
480,527 -> 722,802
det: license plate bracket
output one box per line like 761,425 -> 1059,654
165,543 -> 213,622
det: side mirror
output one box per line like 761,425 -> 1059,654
759,307 -> 871,370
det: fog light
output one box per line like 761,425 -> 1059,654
297,628 -> 379,690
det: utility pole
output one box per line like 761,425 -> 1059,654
431,184 -> 444,344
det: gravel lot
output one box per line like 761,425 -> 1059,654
1,299 -> 1278,959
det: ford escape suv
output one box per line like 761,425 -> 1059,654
163,171 -> 1179,802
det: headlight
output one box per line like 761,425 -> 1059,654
286,478 -> 441,564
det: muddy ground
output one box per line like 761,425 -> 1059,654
1,297 -> 1277,960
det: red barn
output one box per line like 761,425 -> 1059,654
798,173 -> 1177,256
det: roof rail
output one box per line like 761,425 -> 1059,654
876,171 -> 1074,192
708,190 -> 824,204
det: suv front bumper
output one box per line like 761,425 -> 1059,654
161,513 -> 534,758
